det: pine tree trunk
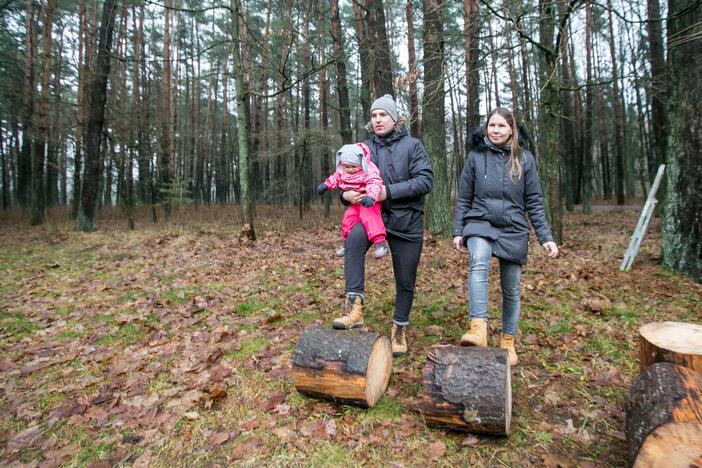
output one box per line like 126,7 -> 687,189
365,0 -> 394,98
1,123 -> 7,209
464,0 -> 480,133
537,0 -> 563,243
318,0 -> 331,217
422,0 -> 450,236
18,0 -> 36,209
30,0 -> 55,225
46,26 -> 63,208
77,0 -> 118,231
353,0 -> 371,123
330,0 -> 352,144
662,0 -> 702,282
230,0 -> 255,240
406,0 -> 420,137
646,0 -> 667,177
606,0 -> 625,205
160,0 -> 173,219
582,1 -> 593,213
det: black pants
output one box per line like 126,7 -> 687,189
344,222 -> 423,325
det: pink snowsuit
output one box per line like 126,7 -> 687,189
322,143 -> 387,244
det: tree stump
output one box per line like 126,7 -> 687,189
625,362 -> 702,467
291,326 -> 392,407
416,346 -> 511,435
639,321 -> 702,373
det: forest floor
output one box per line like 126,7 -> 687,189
0,203 -> 700,467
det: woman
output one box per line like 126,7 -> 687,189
452,107 -> 558,365
335,94 -> 434,357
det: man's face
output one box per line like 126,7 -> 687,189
371,110 -> 395,136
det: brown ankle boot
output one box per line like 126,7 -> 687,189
391,324 -> 408,356
460,319 -> 488,347
332,295 -> 364,329
500,334 -> 518,365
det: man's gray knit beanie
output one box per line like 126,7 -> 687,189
371,94 -> 398,122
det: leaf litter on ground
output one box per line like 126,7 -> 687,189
0,205 -> 700,466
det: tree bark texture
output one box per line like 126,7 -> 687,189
646,0 -> 667,175
639,322 -> 702,373
19,0 -> 36,209
625,362 -> 702,466
230,0 -> 255,240
422,0 -> 450,236
662,0 -> 702,283
417,346 -> 512,435
537,0 -> 563,243
606,0 -> 625,205
406,0 -> 420,137
365,0 -> 394,98
464,0 -> 480,133
292,327 -> 392,408
353,0 -> 371,123
330,0 -> 352,144
30,0 -> 55,225
77,0 -> 118,231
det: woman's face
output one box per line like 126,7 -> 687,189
371,110 -> 394,137
487,114 -> 513,146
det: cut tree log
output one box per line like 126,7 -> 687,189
625,362 -> 702,467
416,346 -> 511,435
639,321 -> 702,373
291,326 -> 392,407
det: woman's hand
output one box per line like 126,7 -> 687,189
342,190 -> 365,205
542,241 -> 559,258
453,236 -> 465,251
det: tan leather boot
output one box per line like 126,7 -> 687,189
332,295 -> 364,329
459,319 -> 488,347
500,334 -> 518,366
391,324 -> 408,356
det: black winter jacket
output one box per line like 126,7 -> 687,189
364,126 -> 434,241
452,130 -> 553,264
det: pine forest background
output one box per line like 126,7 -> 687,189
0,0 -> 700,281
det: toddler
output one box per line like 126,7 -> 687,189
317,143 -> 389,259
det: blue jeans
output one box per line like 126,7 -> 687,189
466,236 -> 522,335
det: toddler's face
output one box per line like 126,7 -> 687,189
341,163 -> 361,174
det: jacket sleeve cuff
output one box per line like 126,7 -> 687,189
385,185 -> 393,200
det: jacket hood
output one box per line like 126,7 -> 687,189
468,125 -> 532,154
335,143 -> 372,173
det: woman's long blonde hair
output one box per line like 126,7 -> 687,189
485,107 -> 522,181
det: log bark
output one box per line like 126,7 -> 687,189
417,346 -> 511,435
639,321 -> 702,373
625,362 -> 702,467
292,327 -> 392,408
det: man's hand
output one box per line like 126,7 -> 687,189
376,186 -> 387,201
342,190 -> 365,205
453,236 -> 465,251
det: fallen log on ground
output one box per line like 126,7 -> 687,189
625,362 -> 702,467
416,346 -> 511,435
639,321 -> 702,373
291,326 -> 392,407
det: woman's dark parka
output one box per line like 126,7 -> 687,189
365,126 -> 434,241
452,131 -> 553,265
